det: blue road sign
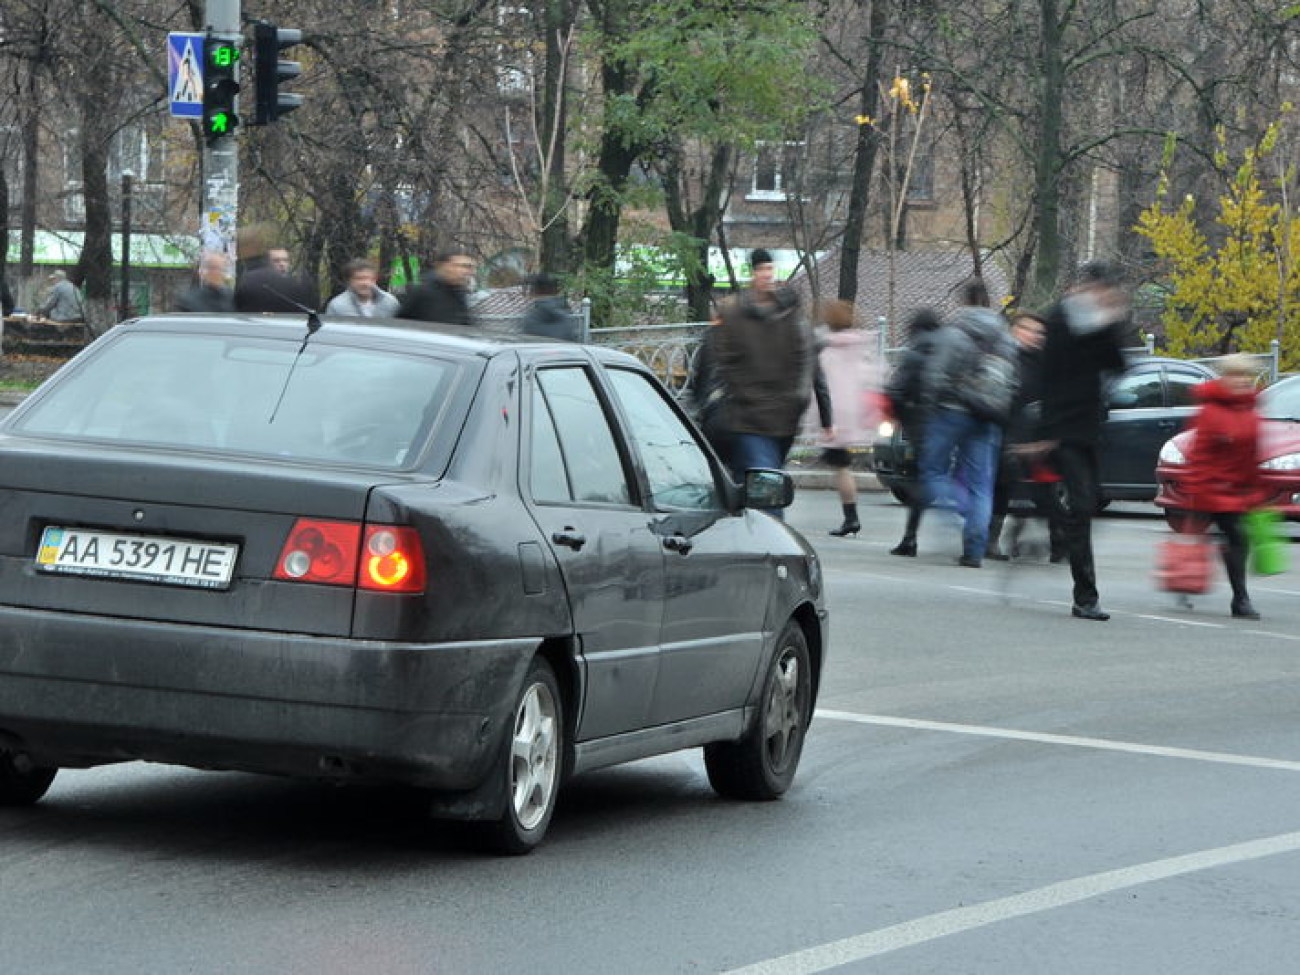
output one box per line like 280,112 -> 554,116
168,32 -> 206,119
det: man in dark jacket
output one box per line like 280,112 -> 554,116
1040,261 -> 1129,621
235,243 -> 319,313
886,307 -> 942,556
519,273 -> 577,341
176,252 -> 235,313
397,250 -> 476,326
1,274 -> 14,317
711,249 -> 813,505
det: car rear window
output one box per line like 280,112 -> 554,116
10,330 -> 461,468
1260,378 -> 1300,421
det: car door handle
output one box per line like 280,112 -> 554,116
662,534 -> 693,555
551,528 -> 586,551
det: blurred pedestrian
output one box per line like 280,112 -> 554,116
397,250 -> 476,327
918,278 -> 1017,567
38,270 -> 84,323
176,252 -> 235,313
519,273 -> 578,341
712,248 -> 814,509
1,274 -> 14,316
235,233 -> 319,313
1039,261 -> 1130,621
885,307 -> 943,556
1174,354 -> 1265,619
325,259 -> 399,318
985,311 -> 1058,560
818,299 -> 876,537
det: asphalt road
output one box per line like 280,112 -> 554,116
3,489 -> 1300,974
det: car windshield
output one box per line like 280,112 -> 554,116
1259,377 -> 1300,421
9,330 -> 461,468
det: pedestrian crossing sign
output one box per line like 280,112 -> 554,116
168,32 -> 206,119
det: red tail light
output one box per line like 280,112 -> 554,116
274,520 -> 361,586
360,526 -> 427,593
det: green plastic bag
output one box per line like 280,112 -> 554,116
1244,508 -> 1290,576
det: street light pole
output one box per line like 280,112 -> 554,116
120,170 -> 134,320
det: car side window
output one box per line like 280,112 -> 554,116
529,385 -> 571,503
1108,371 -> 1163,409
1164,370 -> 1205,408
607,368 -> 721,511
534,367 -> 633,506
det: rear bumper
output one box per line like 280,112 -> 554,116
0,606 -> 537,791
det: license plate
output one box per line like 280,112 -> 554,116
35,527 -> 239,589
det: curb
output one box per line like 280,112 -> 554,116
789,470 -> 883,492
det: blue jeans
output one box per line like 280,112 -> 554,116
728,433 -> 794,519
918,408 -> 1002,560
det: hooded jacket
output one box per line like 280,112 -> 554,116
1181,378 -> 1263,513
929,306 -> 1016,415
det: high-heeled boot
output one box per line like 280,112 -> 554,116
829,502 -> 860,537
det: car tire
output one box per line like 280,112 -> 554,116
704,620 -> 812,801
0,753 -> 57,806
476,657 -> 564,855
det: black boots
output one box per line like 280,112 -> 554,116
829,503 -> 860,538
890,536 -> 917,557
985,514 -> 1008,561
1231,599 -> 1261,620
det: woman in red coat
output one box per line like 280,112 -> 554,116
1180,354 -> 1265,619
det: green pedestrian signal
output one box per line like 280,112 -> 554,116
202,33 -> 241,145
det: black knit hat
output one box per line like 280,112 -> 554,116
750,248 -> 774,268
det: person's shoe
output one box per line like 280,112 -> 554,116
957,555 -> 982,568
1071,603 -> 1110,621
1231,599 -> 1261,620
890,538 -> 917,557
828,518 -> 861,538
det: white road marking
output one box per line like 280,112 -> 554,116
722,829 -> 1300,974
815,710 -> 1300,773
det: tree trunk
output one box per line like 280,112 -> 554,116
74,93 -> 113,332
1030,0 -> 1065,303
539,0 -> 577,274
662,143 -> 732,321
838,0 -> 887,303
19,58 -> 41,278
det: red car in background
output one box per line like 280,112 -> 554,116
1156,374 -> 1300,528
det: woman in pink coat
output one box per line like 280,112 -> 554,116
818,300 -> 881,536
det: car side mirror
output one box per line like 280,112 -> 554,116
742,469 -> 794,509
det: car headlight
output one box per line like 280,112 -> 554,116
1158,440 -> 1186,465
877,420 -> 895,438
1261,452 -> 1300,471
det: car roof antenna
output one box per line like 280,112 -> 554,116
263,299 -> 323,425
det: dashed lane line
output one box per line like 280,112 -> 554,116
815,709 -> 1300,773
721,829 -> 1300,974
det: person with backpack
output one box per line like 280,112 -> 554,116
885,307 -> 943,556
916,278 -> 1018,567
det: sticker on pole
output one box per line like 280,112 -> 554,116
168,32 -> 206,119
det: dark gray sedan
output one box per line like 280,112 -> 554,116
0,314 -> 826,853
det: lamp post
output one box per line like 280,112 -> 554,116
119,169 -> 134,320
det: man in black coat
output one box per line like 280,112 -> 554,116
1,274 -> 13,317
176,252 -> 235,313
1039,262 -> 1129,621
234,245 -> 319,313
397,250 -> 476,327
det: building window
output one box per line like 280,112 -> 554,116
748,141 -> 803,202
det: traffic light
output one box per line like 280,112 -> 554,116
202,32 -> 241,145
253,21 -> 304,125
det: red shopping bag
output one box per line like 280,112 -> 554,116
1154,532 -> 1215,595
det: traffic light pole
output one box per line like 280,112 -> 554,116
201,0 -> 240,273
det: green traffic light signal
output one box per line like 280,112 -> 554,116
202,32 -> 241,146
